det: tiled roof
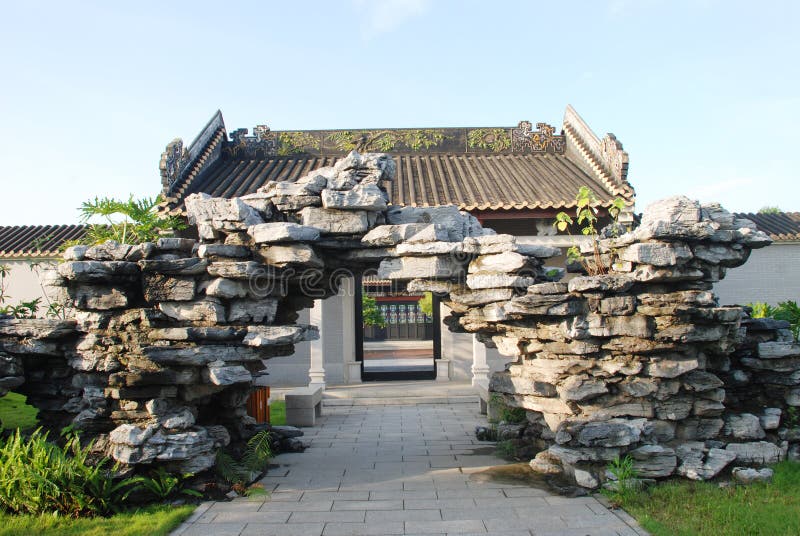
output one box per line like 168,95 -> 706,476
160,106 -> 635,214
736,212 -> 800,241
176,153 -> 623,212
0,225 -> 87,258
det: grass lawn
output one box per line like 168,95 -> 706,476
270,400 -> 286,425
0,505 -> 194,536
0,392 -> 38,430
618,461 -> 800,536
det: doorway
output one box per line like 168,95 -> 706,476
355,274 -> 440,381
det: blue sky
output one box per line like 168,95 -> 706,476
1,0 -> 797,225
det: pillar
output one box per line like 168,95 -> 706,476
341,277 -> 361,383
308,300 -> 326,389
471,334 -> 490,386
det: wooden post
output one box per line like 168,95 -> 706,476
246,386 -> 271,423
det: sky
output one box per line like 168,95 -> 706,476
0,0 -> 798,225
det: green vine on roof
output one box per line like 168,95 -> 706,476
468,128 -> 511,152
277,132 -> 320,156
327,129 -> 446,152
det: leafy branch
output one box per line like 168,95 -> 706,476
554,186 -> 626,275
78,195 -> 186,245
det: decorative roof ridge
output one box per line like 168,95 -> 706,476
159,111 -> 227,197
562,105 -> 634,202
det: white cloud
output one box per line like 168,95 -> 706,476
353,0 -> 431,39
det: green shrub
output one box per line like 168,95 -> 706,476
749,300 -> 800,340
603,455 -> 640,507
496,440 -> 517,460
488,394 -> 527,424
0,429 -> 141,517
214,430 -> 273,496
135,467 -> 201,501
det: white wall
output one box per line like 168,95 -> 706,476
0,258 -> 63,313
714,242 -> 800,306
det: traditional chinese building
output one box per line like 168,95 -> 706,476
156,105 -> 636,385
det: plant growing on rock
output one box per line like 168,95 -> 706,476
603,455 -> 640,507
77,195 -> 186,245
214,430 -> 273,496
553,186 -> 627,275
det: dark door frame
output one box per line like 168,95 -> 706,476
355,273 -> 441,382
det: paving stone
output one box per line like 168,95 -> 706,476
321,521 -> 405,535
240,523 -> 325,536
404,519 -> 487,534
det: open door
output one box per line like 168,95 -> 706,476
355,274 -> 440,381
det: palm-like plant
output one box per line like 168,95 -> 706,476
79,195 -> 186,245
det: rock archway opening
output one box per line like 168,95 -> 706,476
1,150 -> 794,487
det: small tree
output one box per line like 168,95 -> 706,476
362,294 -> 387,327
77,195 -> 186,245
554,186 -> 626,275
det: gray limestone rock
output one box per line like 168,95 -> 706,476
467,274 -> 537,290
227,299 -> 278,323
321,184 -> 387,211
68,285 -> 128,310
576,420 -> 642,447
682,371 -> 724,392
197,244 -> 251,259
299,207 -> 371,235
207,261 -> 263,280
677,447 -> 736,480
573,468 -> 600,489
759,408 -> 782,430
629,445 -> 677,478
557,376 -> 608,402
395,241 -> 465,256
158,299 -> 225,324
568,274 -> 635,293
618,242 -> 693,266
143,345 -> 263,366
138,258 -> 208,275
378,256 -> 464,280
386,205 -> 475,242
361,223 -> 434,247
632,265 -> 705,283
258,244 -> 323,268
248,222 -> 321,243
185,193 -> 264,239
724,413 -> 766,440
243,325 -> 318,346
757,342 -> 800,359
646,355 -> 700,378
726,441 -> 786,464
142,274 -> 195,302
85,241 -> 132,261
58,261 -> 139,282
449,288 -> 514,306
468,252 -> 532,274
204,360 -> 252,386
203,278 -> 249,299
732,467 -> 773,484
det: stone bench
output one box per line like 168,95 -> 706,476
285,385 -> 324,427
474,379 -> 490,416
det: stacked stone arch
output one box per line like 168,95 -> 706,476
1,151 -> 798,487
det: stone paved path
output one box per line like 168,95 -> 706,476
173,402 -> 647,535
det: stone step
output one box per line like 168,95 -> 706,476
323,395 -> 479,406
